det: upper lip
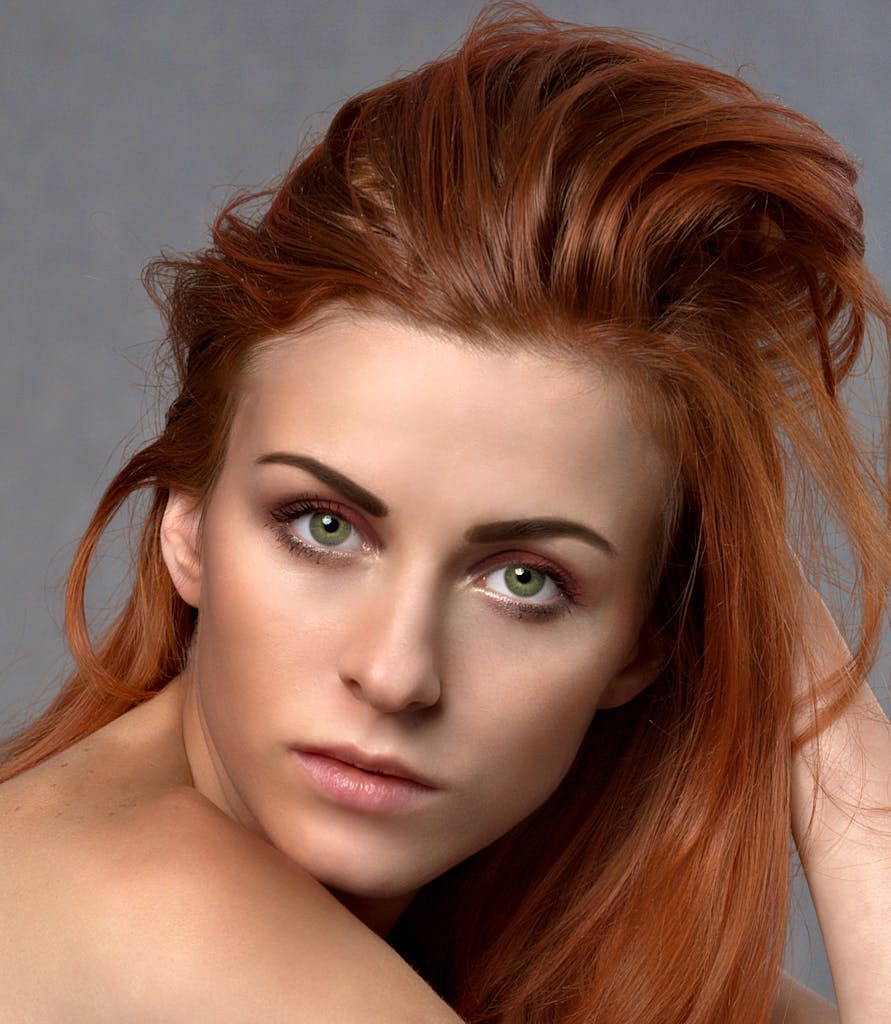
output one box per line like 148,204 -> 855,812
296,744 -> 437,788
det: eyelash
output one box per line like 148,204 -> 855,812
269,497 -> 368,564
268,498 -> 581,620
481,557 -> 580,621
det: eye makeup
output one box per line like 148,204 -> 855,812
268,496 -> 375,564
266,496 -> 584,622
472,551 -> 582,621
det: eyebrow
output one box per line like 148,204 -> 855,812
255,451 -> 616,556
466,519 -> 616,557
256,452 -> 390,518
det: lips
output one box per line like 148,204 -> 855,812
295,744 -> 436,788
293,745 -> 437,813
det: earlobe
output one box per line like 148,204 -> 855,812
160,491 -> 203,608
598,633 -> 667,710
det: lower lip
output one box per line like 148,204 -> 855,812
294,751 -> 434,813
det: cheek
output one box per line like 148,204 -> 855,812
198,518 -> 339,654
192,527 -> 337,715
446,680 -> 599,858
453,631 -> 613,806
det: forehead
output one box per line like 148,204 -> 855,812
234,314 -> 672,555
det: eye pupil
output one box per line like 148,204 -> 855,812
320,514 -> 338,533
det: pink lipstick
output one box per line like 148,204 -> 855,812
294,747 -> 436,813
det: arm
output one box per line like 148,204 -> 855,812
92,790 -> 465,1024
771,972 -> 841,1024
790,585 -> 891,1022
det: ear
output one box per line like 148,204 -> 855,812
597,628 -> 667,710
160,491 -> 203,608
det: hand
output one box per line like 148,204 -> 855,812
790,577 -> 891,1022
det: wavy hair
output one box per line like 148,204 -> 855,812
3,4 -> 889,1022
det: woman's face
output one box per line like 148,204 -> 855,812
164,312 -> 671,928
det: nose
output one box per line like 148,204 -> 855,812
336,570 -> 442,714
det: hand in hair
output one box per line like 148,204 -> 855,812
791,578 -> 891,1021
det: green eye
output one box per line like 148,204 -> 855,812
484,563 -> 562,611
307,512 -> 353,547
503,564 -> 547,598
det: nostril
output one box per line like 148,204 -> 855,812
339,663 -> 441,714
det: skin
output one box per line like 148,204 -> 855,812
788,585 -> 891,1021
166,312 -> 671,932
0,311 -> 850,1020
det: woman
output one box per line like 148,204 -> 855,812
1,5 -> 888,1021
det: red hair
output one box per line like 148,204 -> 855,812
3,5 -> 889,1021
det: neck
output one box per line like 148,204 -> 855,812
329,888 -> 417,937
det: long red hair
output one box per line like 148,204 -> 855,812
3,5 -> 889,1022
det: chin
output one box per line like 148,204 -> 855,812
279,832 -> 425,902
312,858 -> 425,902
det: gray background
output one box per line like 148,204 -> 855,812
2,0 -> 889,1003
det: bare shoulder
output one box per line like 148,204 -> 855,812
82,788 -> 461,1023
771,973 -> 839,1024
0,693 -> 460,1022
